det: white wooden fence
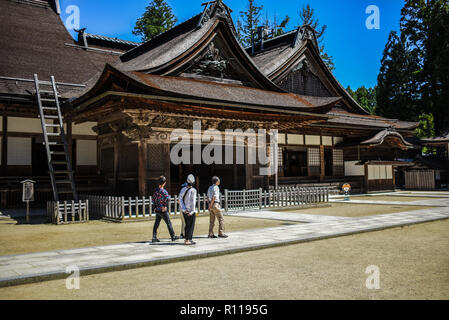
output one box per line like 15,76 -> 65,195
224,187 -> 329,212
81,186 -> 329,222
47,200 -> 89,225
82,193 -> 221,222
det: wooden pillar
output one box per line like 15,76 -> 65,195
245,145 -> 253,190
113,137 -> 119,194
66,120 -> 73,169
364,163 -> 369,194
1,116 -> 7,175
137,140 -> 147,196
319,145 -> 325,182
163,143 -> 171,193
392,166 -> 396,189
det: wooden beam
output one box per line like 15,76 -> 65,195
66,121 -> 73,169
1,116 -> 7,174
113,138 -> 119,194
137,140 -> 147,196
319,145 -> 325,182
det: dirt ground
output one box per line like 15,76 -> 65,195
0,216 -> 289,256
280,203 -> 433,217
344,196 -> 444,202
1,219 -> 447,300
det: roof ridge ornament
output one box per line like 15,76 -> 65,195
197,0 -> 236,35
293,24 -> 319,49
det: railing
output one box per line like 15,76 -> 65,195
224,187 -> 329,212
47,200 -> 89,225
82,193 -> 223,222
81,186 -> 329,222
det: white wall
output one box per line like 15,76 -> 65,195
76,140 -> 97,166
278,133 -> 286,144
73,122 -> 97,136
344,161 -> 364,176
305,135 -> 321,145
7,137 -> 31,165
322,136 -> 333,146
287,134 -> 303,145
8,117 -> 43,133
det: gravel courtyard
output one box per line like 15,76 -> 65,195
0,216 -> 289,256
1,219 -> 447,300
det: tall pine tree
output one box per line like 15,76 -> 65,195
400,0 -> 449,135
376,31 -> 420,121
237,0 -> 264,47
133,0 -> 177,42
298,4 -> 335,72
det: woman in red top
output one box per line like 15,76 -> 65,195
152,176 -> 179,243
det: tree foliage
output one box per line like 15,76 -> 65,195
377,0 -> 449,136
376,31 -> 420,121
346,86 -> 378,115
298,4 -> 335,72
237,0 -> 264,47
133,0 -> 177,42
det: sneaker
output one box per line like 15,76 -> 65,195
152,238 -> 160,243
218,234 -> 228,238
180,234 -> 185,239
172,236 -> 180,241
208,235 -> 218,239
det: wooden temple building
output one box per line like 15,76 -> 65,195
0,0 -> 424,207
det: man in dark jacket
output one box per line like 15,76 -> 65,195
152,176 -> 179,243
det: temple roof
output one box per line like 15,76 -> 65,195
248,27 -> 371,115
67,64 -> 340,116
335,129 -> 416,150
0,0 -> 105,99
325,108 -> 419,131
420,132 -> 449,145
117,2 -> 281,91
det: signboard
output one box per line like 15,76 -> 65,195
21,180 -> 35,202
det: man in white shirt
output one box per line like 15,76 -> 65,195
207,176 -> 228,238
179,174 -> 198,245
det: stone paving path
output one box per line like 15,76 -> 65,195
0,195 -> 448,288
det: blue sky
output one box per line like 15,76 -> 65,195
60,0 -> 405,89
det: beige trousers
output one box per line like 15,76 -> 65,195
209,203 -> 225,236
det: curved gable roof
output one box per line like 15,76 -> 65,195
116,4 -> 281,91
249,29 -> 370,115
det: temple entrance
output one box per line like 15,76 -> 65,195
32,137 -> 48,176
324,148 -> 333,176
283,149 -> 308,177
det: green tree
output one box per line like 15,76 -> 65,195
376,31 -> 420,121
263,13 -> 290,37
347,86 -> 378,115
400,0 -> 449,135
415,113 -> 435,139
237,0 -> 264,47
133,0 -> 177,42
298,4 -> 335,72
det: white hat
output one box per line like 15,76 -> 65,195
187,174 -> 195,184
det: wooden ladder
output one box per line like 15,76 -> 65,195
33,74 -> 78,202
